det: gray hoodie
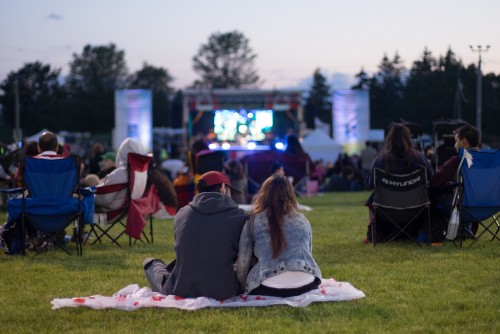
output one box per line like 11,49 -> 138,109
164,192 -> 247,299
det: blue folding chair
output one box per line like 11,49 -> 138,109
2,156 -> 94,256
453,148 -> 500,246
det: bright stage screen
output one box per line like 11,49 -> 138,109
214,109 -> 273,142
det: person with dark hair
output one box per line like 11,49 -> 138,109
284,134 -> 305,155
37,131 -> 59,154
366,124 -> 433,188
430,124 -> 480,242
321,165 -> 356,192
88,142 -> 104,175
269,162 -> 285,176
224,159 -> 248,204
431,124 -> 480,189
236,174 -> 322,297
364,123 -> 434,243
360,141 -> 378,176
143,171 -> 247,300
35,132 -> 63,159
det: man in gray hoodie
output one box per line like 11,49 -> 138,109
143,171 -> 247,300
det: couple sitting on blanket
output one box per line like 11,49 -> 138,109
144,171 -> 322,300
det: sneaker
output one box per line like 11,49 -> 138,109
143,258 -> 167,292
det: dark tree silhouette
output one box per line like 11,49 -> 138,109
65,43 -> 128,132
192,31 -> 259,89
128,63 -> 174,127
304,69 -> 331,130
0,62 -> 65,137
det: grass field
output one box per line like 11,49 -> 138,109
0,192 -> 498,333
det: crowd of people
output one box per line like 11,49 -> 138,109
0,122 -> 485,300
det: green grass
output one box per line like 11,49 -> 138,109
1,192 -> 499,333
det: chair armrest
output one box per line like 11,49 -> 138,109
0,187 -> 24,195
79,186 -> 96,197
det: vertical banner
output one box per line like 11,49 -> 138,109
114,90 -> 152,152
332,90 -> 370,144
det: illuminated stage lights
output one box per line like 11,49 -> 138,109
221,143 -> 231,150
246,142 -> 257,150
214,109 -> 273,143
208,143 -> 218,150
275,142 -> 285,150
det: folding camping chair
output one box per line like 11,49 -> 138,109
372,167 -> 431,246
1,155 -> 93,256
451,148 -> 500,246
90,153 -> 161,247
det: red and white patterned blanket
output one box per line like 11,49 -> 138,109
51,279 -> 365,311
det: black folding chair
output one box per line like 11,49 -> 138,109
372,168 -> 431,246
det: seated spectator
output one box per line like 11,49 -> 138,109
224,159 -> 248,204
143,171 -> 247,299
94,138 -> 144,212
161,158 -> 187,181
364,123 -> 433,243
269,162 -> 285,176
97,152 -> 116,179
88,142 -> 104,175
148,158 -> 178,215
430,124 -> 480,241
236,174 -> 322,297
321,166 -> 356,192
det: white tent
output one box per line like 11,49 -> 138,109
25,129 -> 64,144
301,129 -> 342,164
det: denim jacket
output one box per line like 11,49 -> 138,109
236,210 -> 322,294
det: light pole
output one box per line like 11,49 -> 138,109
14,76 -> 22,145
469,45 -> 490,135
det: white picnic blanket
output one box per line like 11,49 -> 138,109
51,279 -> 364,311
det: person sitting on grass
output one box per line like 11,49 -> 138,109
143,171 -> 247,300
236,174 -> 322,297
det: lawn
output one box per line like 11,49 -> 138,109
0,192 -> 498,333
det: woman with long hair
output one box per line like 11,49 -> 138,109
366,123 -> 433,188
364,123 -> 434,243
236,174 -> 322,297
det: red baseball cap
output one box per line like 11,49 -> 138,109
199,171 -> 241,193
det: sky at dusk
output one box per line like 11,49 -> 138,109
1,0 -> 499,91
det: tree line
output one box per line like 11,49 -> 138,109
305,48 -> 500,144
1,30 -> 499,145
0,31 -> 258,140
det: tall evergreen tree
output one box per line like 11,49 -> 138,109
351,67 -> 370,90
402,47 -> 441,132
304,69 -> 332,131
192,31 -> 259,89
370,52 -> 406,129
